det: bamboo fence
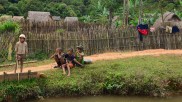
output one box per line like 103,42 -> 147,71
0,22 -> 182,63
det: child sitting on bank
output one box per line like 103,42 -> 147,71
75,45 -> 84,65
50,48 -> 65,68
15,34 -> 28,73
62,48 -> 83,76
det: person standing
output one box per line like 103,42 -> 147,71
15,34 -> 28,73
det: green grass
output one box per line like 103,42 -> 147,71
1,55 -> 182,101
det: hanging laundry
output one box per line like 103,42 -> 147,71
137,24 -> 149,35
150,27 -> 155,32
166,26 -> 172,33
172,26 -> 180,33
137,24 -> 149,41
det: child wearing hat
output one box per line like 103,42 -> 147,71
15,34 -> 28,73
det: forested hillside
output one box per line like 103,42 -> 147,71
0,0 -> 182,25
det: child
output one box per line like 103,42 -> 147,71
62,48 -> 83,76
50,48 -> 65,68
75,45 -> 84,65
14,34 -> 28,73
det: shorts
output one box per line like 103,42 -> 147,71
62,63 -> 74,68
16,54 -> 25,61
54,55 -> 65,66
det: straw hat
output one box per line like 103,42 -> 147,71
19,34 -> 26,38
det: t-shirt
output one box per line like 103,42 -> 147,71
65,54 -> 75,63
15,41 -> 28,54
76,52 -> 84,58
56,53 -> 65,59
76,52 -> 84,64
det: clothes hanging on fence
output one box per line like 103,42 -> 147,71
137,24 -> 149,41
166,26 -> 172,33
165,26 -> 179,34
150,27 -> 155,32
172,26 -> 180,33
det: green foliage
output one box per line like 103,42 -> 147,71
1,55 -> 182,101
27,51 -> 49,60
1,0 -> 182,26
79,15 -> 92,23
0,20 -> 21,34
6,4 -> 21,16
56,29 -> 65,34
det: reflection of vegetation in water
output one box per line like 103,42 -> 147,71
1,55 -> 182,101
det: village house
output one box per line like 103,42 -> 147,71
153,12 -> 181,30
27,11 -> 52,23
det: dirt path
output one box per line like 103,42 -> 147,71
1,49 -> 182,74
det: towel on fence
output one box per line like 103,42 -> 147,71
166,26 -> 172,33
137,24 -> 149,41
150,27 -> 155,32
172,26 -> 180,33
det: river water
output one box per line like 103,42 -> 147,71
30,96 -> 182,102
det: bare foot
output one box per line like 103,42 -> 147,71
63,73 -> 66,75
67,74 -> 70,77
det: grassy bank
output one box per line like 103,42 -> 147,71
1,55 -> 182,101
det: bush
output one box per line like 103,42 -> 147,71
27,51 -> 49,60
0,20 -> 21,34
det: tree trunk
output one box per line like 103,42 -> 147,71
138,0 -> 143,24
123,0 -> 126,26
161,8 -> 164,26
109,9 -> 113,28
159,1 -> 164,26
123,0 -> 129,27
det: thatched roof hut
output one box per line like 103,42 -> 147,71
0,15 -> 12,22
27,11 -> 52,23
64,17 -> 78,23
153,12 -> 181,29
64,17 -> 78,31
52,16 -> 61,21
12,16 -> 24,22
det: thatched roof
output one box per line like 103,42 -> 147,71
0,15 -> 12,22
13,16 -> 24,22
27,11 -> 52,22
64,17 -> 78,23
52,16 -> 61,21
153,12 -> 181,29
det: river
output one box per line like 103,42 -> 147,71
29,96 -> 182,102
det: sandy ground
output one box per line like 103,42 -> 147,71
1,49 -> 182,74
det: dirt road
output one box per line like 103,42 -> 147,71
1,49 -> 182,74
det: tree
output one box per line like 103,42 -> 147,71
102,0 -> 122,27
6,4 -> 21,16
0,4 -> 5,14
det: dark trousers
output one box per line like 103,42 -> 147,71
138,32 -> 143,41
54,55 -> 65,67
